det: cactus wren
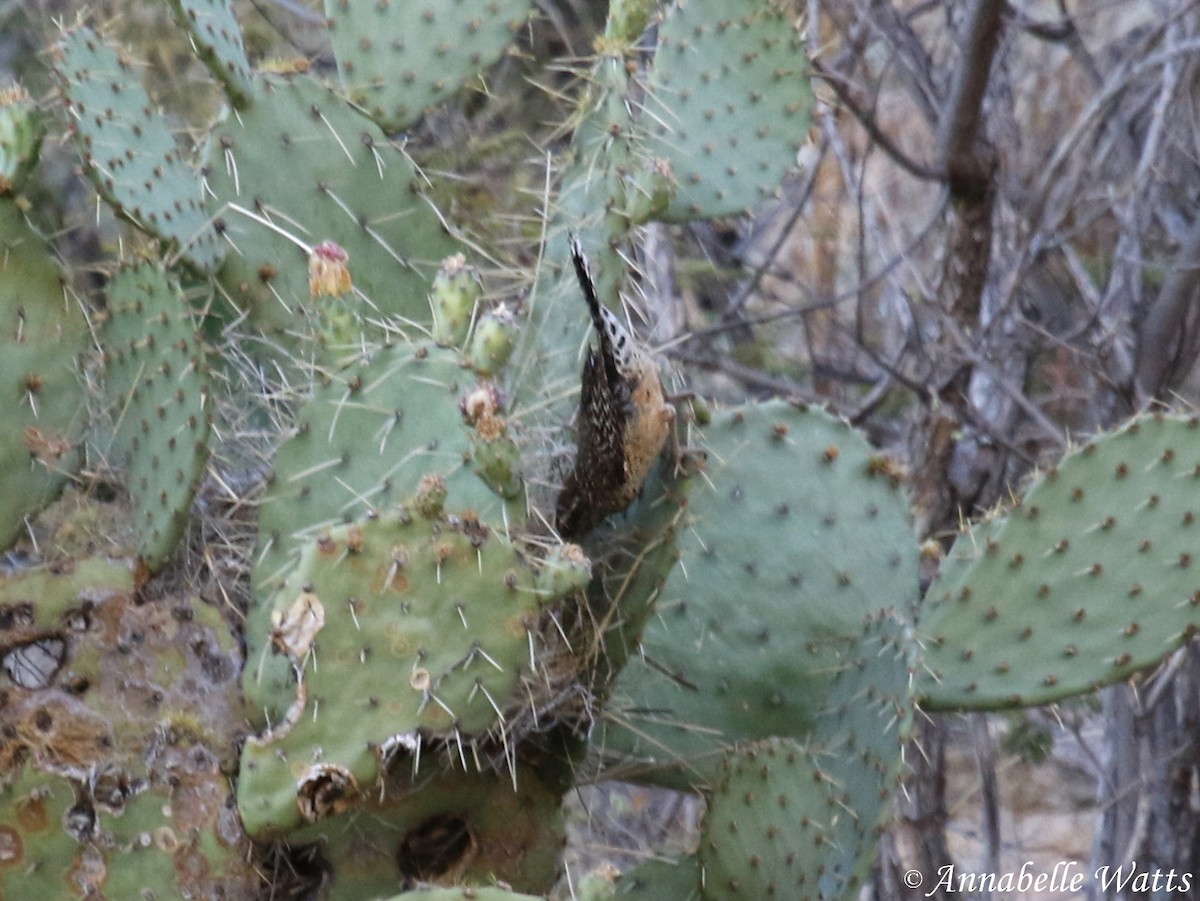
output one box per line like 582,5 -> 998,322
555,236 -> 673,539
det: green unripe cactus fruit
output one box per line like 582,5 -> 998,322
0,83 -> 44,195
431,254 -> 482,348
470,307 -> 518,376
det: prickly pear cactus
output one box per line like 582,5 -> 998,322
324,0 -> 534,132
240,500 -> 587,837
0,205 -> 86,550
168,0 -> 254,108
599,400 -> 918,787
250,341 -> 516,605
94,262 -> 211,570
639,0 -> 812,221
0,552 -> 256,897
203,76 -> 460,348
52,26 -> 224,273
285,760 -> 566,897
919,412 -> 1200,710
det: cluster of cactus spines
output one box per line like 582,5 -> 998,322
167,0 -> 254,109
94,263 -> 211,571
0,553 -> 256,896
239,499 -> 584,837
0,205 -> 87,549
52,27 -> 225,274
202,75 -> 461,353
639,0 -> 812,221
600,400 -> 918,788
0,83 -> 44,194
286,760 -> 566,898
919,412 -> 1200,711
323,0 -> 534,133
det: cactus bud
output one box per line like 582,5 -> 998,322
431,253 -> 482,347
0,83 -> 44,195
469,306 -> 517,376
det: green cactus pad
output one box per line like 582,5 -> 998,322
252,342 -> 513,592
288,761 -> 564,897
168,0 -> 254,108
806,610 -> 916,897
0,206 -> 87,550
584,459 -> 686,692
639,0 -> 813,221
96,263 -> 211,570
53,27 -> 224,273
323,0 -> 533,132
919,413 -> 1200,711
622,617 -> 913,901
240,506 -> 569,836
248,342 -> 523,721
698,737 -> 836,901
204,76 -> 460,347
598,401 -> 918,789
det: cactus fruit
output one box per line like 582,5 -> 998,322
94,263 -> 211,570
240,502 -> 581,837
599,401 -> 918,788
431,254 -> 482,348
167,0 -> 253,108
469,307 -> 518,376
52,26 -> 224,274
0,205 -> 87,550
639,0 -> 813,221
203,76 -> 460,349
0,83 -> 45,195
323,0 -> 534,132
919,412 -> 1200,711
